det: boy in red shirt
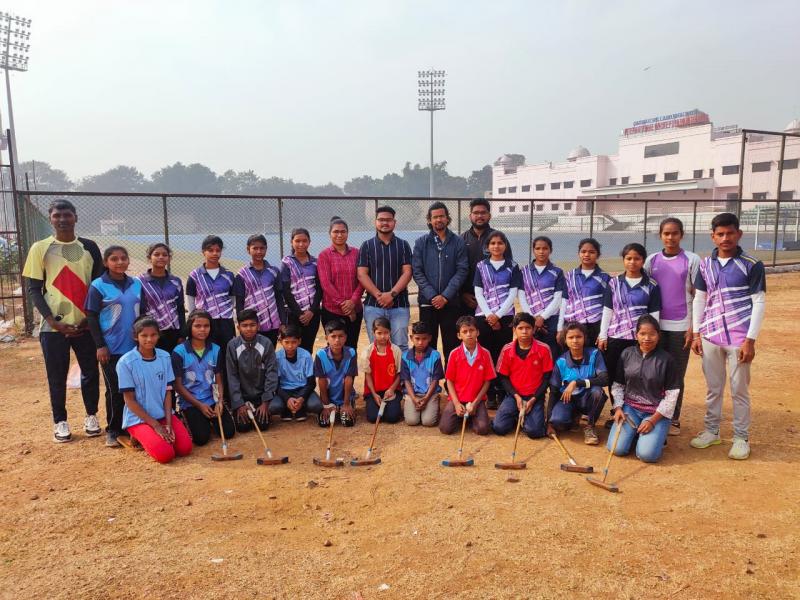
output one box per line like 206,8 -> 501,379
439,316 -> 496,435
491,312 -> 554,438
359,316 -> 403,423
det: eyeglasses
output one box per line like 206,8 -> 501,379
376,218 -> 395,223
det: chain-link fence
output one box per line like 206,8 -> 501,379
6,190 -> 800,334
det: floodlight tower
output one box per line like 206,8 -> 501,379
418,69 -> 446,197
0,11 -> 32,172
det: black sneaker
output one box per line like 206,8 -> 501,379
340,410 -> 355,427
317,412 -> 330,428
294,408 -> 308,422
280,409 -> 293,422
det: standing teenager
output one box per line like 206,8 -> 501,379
23,199 -> 103,442
281,228 -> 322,353
235,234 -> 284,346
558,238 -> 610,348
317,217 -> 364,350
644,217 -> 700,436
690,213 -> 766,460
518,235 -> 565,360
139,242 -> 185,353
85,246 -> 143,447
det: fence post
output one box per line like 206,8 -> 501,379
161,195 -> 170,246
8,131 -> 32,334
588,199 -> 595,239
642,200 -> 648,248
528,200 -> 534,263
691,201 -> 698,253
277,198 -> 284,259
772,201 -> 781,267
457,199 -> 462,235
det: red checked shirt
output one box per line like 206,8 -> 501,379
445,343 -> 496,404
496,340 -> 553,396
317,244 -> 364,316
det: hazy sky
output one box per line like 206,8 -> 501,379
5,0 -> 800,185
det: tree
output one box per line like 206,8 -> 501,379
150,162 -> 221,194
466,165 -> 492,197
77,165 -> 148,193
17,161 -> 73,191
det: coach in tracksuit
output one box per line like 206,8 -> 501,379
412,202 -> 468,362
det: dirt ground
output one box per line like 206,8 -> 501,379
1,274 -> 798,600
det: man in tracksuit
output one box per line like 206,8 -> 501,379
226,309 -> 280,432
412,202 -> 469,363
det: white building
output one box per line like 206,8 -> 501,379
492,111 -> 800,218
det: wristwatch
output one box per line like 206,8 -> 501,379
390,290 -> 398,298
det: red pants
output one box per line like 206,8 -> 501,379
128,414 -> 192,464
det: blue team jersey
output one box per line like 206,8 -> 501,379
313,346 -> 357,406
85,273 -> 142,355
171,341 -> 221,410
276,346 -> 315,390
117,348 -> 175,429
400,347 -> 444,395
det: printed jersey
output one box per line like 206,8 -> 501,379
139,271 -> 184,331
117,348 -> 175,429
314,346 -> 357,406
604,273 -> 661,340
235,263 -> 282,332
187,265 -> 235,319
473,258 -> 522,316
400,347 -> 444,395
281,255 -> 319,312
172,341 -> 221,409
276,347 -> 315,390
563,267 -> 610,325
520,262 -> 565,317
85,273 -> 142,355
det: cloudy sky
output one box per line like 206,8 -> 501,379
5,0 -> 800,184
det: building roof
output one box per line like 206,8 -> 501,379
785,118 -> 800,134
567,145 -> 591,161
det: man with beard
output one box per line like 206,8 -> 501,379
357,205 -> 414,352
412,202 -> 468,362
460,198 -> 513,408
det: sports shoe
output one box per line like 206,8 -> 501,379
294,408 -> 308,422
668,421 -> 681,436
53,421 -> 72,443
583,425 -> 599,445
280,410 -> 293,422
84,414 -> 102,437
340,410 -> 355,427
690,430 -> 721,449
105,431 -> 121,448
728,437 -> 750,460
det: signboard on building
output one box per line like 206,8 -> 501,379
623,109 -> 710,136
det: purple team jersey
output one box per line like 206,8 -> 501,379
237,263 -> 282,332
473,258 -> 522,316
563,267 -> 610,324
139,271 -> 183,330
647,251 -> 689,322
695,247 -> 765,347
604,273 -> 661,340
521,262 -> 565,316
187,265 -> 235,319
281,255 -> 318,312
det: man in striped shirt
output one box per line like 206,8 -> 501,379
357,206 -> 413,352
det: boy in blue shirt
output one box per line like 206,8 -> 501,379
401,321 -> 443,427
270,324 -> 322,422
314,319 -> 357,427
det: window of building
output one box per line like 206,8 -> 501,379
551,203 -> 560,211
782,159 -> 799,170
779,191 -> 795,200
536,204 -> 544,211
521,185 -> 531,192
643,174 -> 656,183
509,205 -> 516,213
564,181 -> 574,189
752,192 -> 768,200
644,141 -> 680,158
709,168 -> 714,177
721,165 -> 739,175
522,204 -> 530,212
664,171 -> 679,181
693,169 -> 703,178
498,187 -> 506,194
621,176 -> 630,184
535,183 -> 545,191
580,179 -> 592,187
752,162 -> 771,173
726,193 -> 739,200
564,202 -> 573,210
609,178 -> 617,186
508,186 -> 517,193
499,206 -> 506,213
550,182 -> 561,190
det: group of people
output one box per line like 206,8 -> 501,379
23,197 -> 766,465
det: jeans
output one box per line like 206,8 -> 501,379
363,305 -> 410,352
549,386 -> 607,428
365,390 -> 403,424
492,394 -> 547,439
39,331 -> 99,423
607,404 -> 670,463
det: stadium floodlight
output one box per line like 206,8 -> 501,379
418,69 -> 446,197
0,11 -> 32,172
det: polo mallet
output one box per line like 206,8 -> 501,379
495,405 -> 526,470
245,402 -> 288,466
442,409 -> 474,467
351,399 -> 385,466
586,417 -> 624,492
211,385 -> 243,462
313,407 -> 344,467
549,432 -> 593,473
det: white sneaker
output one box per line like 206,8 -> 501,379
84,414 -> 102,437
690,430 -> 721,449
53,421 -> 72,443
728,437 -> 750,460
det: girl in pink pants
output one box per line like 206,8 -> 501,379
116,316 -> 192,463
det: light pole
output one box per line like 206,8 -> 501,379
418,69 -> 445,197
0,11 -> 32,175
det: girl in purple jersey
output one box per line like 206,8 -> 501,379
234,234 -> 285,346
518,236 -> 565,360
557,238 -> 610,348
281,228 -> 322,354
644,218 -> 700,436
139,243 -> 185,353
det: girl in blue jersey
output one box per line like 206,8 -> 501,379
473,230 -> 521,408
139,243 -> 185,353
85,245 -> 142,448
171,309 -> 235,446
557,238 -> 610,348
518,236 -> 565,360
